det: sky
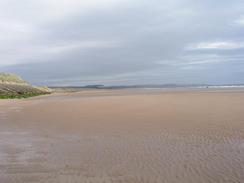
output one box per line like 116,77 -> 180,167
0,0 -> 244,86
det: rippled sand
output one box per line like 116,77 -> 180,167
0,89 -> 244,183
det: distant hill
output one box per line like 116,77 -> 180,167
0,72 -> 52,99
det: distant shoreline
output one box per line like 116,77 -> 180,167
49,84 -> 244,90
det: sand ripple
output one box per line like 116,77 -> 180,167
0,129 -> 243,183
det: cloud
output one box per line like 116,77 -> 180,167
0,0 -> 244,85
187,41 -> 244,50
33,40 -> 119,55
235,15 -> 244,25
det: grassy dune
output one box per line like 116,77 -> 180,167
0,73 -> 51,99
0,72 -> 28,85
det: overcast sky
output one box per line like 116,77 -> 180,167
0,0 -> 244,86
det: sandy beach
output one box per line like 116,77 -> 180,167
0,89 -> 244,183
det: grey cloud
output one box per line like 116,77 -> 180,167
1,0 -> 244,85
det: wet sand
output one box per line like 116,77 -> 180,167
0,89 -> 244,183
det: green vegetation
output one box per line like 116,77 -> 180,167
0,72 -> 52,99
0,92 -> 47,99
34,86 -> 53,93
